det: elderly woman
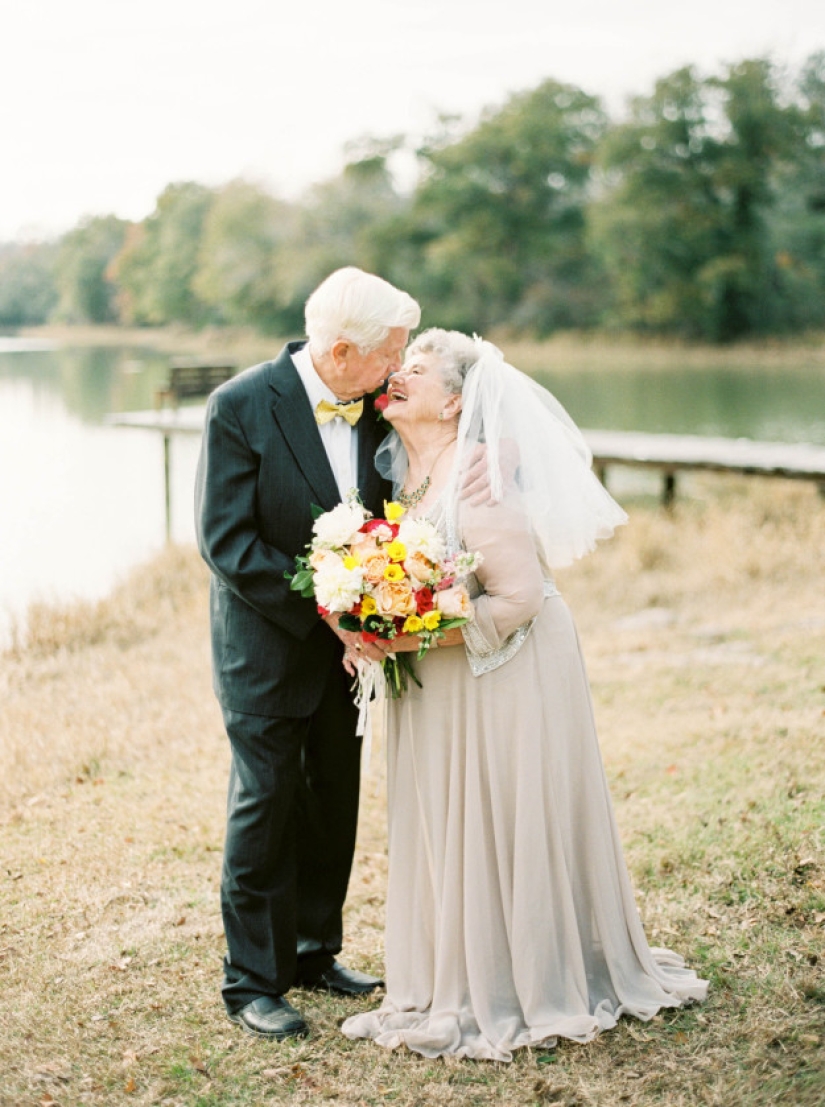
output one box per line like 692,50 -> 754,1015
342,329 -> 707,1062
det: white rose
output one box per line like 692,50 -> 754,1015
312,501 -> 368,549
309,548 -> 344,572
314,561 -> 364,612
397,518 -> 446,563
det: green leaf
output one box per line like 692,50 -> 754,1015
438,617 -> 468,631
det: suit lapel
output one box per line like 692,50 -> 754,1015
267,344 -> 341,510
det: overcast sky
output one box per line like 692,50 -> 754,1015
3,0 -> 825,241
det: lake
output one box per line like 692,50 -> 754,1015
1,337 -> 824,644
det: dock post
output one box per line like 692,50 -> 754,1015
663,470 -> 676,507
163,432 -> 172,543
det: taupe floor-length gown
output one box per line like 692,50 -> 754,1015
343,498 -> 707,1061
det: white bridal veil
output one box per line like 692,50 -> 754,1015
377,337 -> 628,568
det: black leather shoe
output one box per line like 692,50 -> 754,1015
228,995 -> 309,1040
298,960 -> 384,996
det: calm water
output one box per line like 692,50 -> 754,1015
1,338 -> 824,643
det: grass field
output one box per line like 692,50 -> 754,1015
1,477 -> 823,1106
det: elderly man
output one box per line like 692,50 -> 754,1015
196,268 -> 420,1040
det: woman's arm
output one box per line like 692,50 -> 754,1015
460,499 -> 545,649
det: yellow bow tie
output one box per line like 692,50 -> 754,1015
314,398 -> 363,426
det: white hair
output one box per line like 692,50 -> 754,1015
406,327 -> 480,394
305,267 -> 421,355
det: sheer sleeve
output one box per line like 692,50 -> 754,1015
458,497 -> 545,653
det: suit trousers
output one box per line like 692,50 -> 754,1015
219,662 -> 361,1012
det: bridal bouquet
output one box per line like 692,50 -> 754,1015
289,494 -> 482,700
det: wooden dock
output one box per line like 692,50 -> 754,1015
106,406 -> 825,538
106,406 -> 207,540
587,429 -> 825,504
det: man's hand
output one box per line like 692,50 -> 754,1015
323,612 -> 388,674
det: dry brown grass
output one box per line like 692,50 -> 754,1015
496,331 -> 825,374
1,478 -> 823,1106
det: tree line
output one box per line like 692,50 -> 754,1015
2,54 -> 824,343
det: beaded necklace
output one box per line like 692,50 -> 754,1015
398,439 -> 454,509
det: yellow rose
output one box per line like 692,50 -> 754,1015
403,614 -> 425,633
422,610 -> 442,631
373,580 -> 416,618
383,563 -> 405,582
384,501 -> 406,523
385,540 -> 407,562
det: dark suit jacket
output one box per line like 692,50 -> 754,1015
195,341 -> 390,718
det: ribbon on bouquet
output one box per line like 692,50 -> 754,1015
351,655 -> 388,770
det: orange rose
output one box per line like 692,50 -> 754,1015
435,584 -> 473,619
403,552 -> 436,587
373,579 -> 417,618
350,534 -> 380,560
361,549 -> 391,584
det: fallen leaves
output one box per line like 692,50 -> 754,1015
262,1063 -> 318,1088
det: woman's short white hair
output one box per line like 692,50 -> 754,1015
305,267 -> 421,355
406,328 -> 480,394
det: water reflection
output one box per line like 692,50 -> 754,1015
535,365 -> 825,445
0,343 -> 171,422
0,342 -> 193,645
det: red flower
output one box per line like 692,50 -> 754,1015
415,587 -> 435,614
362,629 -> 392,644
374,392 -> 389,414
362,517 -> 400,538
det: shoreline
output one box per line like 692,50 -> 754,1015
12,321 -> 825,373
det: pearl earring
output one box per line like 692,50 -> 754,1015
438,411 -> 444,421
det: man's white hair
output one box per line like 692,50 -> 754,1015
305,267 -> 421,355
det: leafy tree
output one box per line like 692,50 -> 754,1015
404,81 -> 609,334
703,59 -> 805,338
288,144 -> 410,310
111,182 -> 214,325
765,52 -> 825,332
53,214 -> 128,323
0,241 -> 58,325
590,66 -> 733,338
193,179 -> 302,332
589,58 -> 816,340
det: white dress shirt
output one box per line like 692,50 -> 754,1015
291,343 -> 359,500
